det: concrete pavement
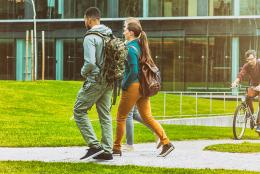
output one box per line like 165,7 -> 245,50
1,140 -> 260,172
158,116 -> 234,127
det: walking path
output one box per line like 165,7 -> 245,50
158,116 -> 233,127
1,139 -> 260,172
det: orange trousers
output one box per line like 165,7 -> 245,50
113,82 -> 170,150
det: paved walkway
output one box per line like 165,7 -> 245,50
1,140 -> 260,172
158,116 -> 233,127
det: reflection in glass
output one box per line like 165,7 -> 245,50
161,38 -> 185,90
0,0 -> 25,19
63,39 -> 83,80
0,39 -> 15,80
36,0 -> 108,19
185,37 -> 207,90
208,37 -> 231,88
119,0 -> 142,17
240,0 -> 260,15
35,0 -> 47,18
239,36 -> 258,68
147,37 -> 232,90
148,0 -> 187,17
75,0 -> 107,18
209,0 -> 232,16
37,39 -> 55,80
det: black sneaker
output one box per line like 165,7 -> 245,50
93,152 -> 113,160
80,147 -> 104,160
157,142 -> 174,157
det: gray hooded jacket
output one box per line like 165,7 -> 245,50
81,24 -> 112,82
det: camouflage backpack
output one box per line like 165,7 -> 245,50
85,31 -> 128,104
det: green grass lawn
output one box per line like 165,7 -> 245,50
0,80 -> 260,147
204,142 -> 260,153
1,81 -> 260,173
0,80 -> 243,119
0,161 -> 259,174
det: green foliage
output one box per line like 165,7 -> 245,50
204,142 -> 260,153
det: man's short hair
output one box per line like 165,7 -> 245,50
245,49 -> 256,59
85,7 -> 101,19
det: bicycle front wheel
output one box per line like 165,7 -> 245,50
233,104 -> 248,140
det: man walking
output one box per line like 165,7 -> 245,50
73,7 -> 113,160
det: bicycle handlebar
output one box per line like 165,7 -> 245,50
231,84 -> 260,92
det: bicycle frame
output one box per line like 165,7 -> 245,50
232,86 -> 260,139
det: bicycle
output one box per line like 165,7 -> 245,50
232,85 -> 260,140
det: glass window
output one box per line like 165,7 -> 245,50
148,0 -> 162,17
36,0 -> 67,19
119,0 -> 142,17
208,37 -> 231,88
239,36 -> 258,69
188,0 -> 198,16
148,0 -> 187,17
0,39 -> 15,80
256,1 -> 260,15
209,0 -> 232,16
0,0 -> 25,19
37,39 -> 55,80
75,0 -> 107,18
64,0 -> 75,18
97,0 -> 108,18
160,38 -> 185,91
31,0 -> 108,19
185,37 -> 208,90
168,0 -> 187,16
75,0 -> 95,18
240,0 -> 260,15
35,0 -> 48,18
63,39 -> 83,80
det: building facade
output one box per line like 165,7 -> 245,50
0,0 -> 260,91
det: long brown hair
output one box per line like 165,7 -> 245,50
127,22 -> 154,65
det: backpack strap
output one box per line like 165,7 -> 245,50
85,31 -> 105,38
129,45 -> 140,59
85,31 -> 114,40
84,31 -> 110,70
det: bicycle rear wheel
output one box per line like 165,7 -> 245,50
233,104 -> 248,140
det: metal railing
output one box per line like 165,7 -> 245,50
155,91 -> 245,118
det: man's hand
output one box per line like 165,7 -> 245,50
254,85 -> 260,91
231,81 -> 239,88
231,79 -> 239,88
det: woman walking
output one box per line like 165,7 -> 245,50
113,19 -> 174,157
123,17 -> 158,152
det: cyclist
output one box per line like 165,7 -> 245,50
231,49 -> 260,133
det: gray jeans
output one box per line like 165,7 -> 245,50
73,80 -> 113,153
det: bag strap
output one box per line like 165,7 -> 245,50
84,31 -> 108,70
112,80 -> 122,105
129,45 -> 148,64
85,31 -> 114,39
85,31 -> 105,38
129,45 -> 140,59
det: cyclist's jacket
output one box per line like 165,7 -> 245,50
238,59 -> 260,86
